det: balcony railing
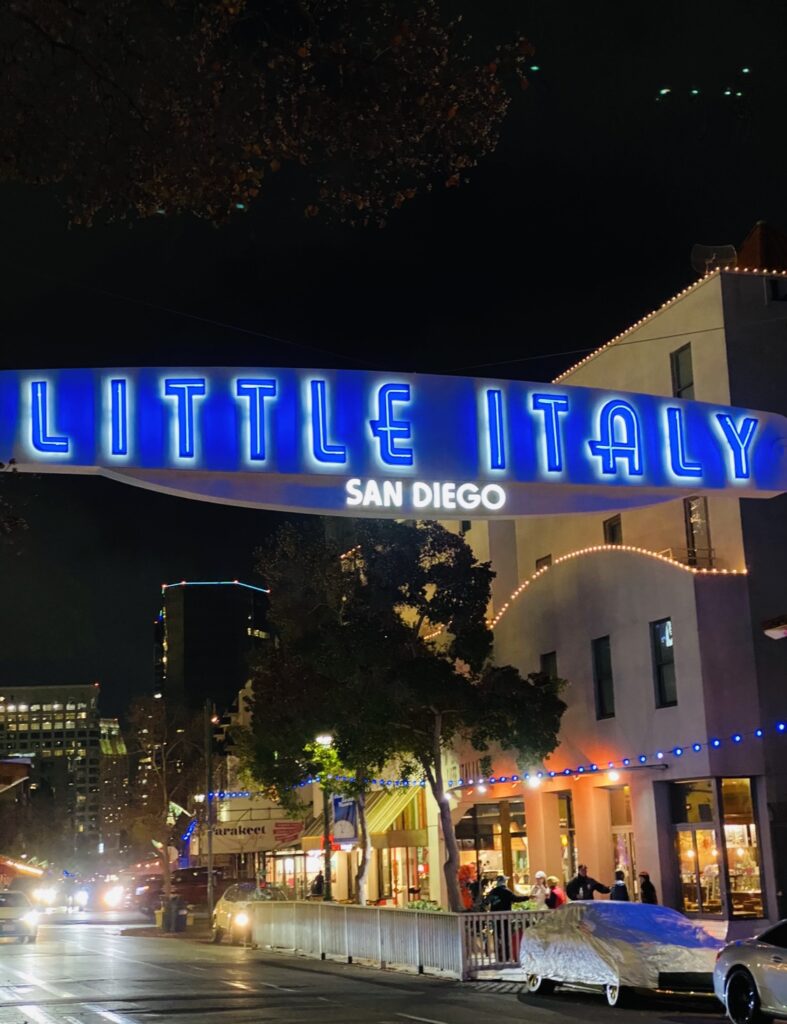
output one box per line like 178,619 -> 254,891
658,546 -> 716,569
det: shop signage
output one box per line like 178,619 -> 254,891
3,367 -> 786,516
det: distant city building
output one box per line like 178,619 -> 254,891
154,580 -> 270,712
0,684 -> 101,849
99,718 -> 129,854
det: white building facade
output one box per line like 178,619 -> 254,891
448,267 -> 787,936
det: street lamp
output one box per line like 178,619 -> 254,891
315,733 -> 333,903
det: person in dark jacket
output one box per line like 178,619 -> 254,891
609,869 -> 630,901
638,871 -> 658,904
566,864 -> 611,901
484,875 -> 518,912
484,876 -> 518,963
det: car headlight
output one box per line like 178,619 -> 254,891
20,911 -> 39,927
74,889 -> 89,908
234,912 -> 249,928
103,886 -> 124,909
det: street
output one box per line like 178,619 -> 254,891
0,919 -> 732,1024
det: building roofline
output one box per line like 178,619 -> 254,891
161,579 -> 269,594
552,266 -> 787,384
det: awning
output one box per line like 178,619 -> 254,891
300,787 -> 421,851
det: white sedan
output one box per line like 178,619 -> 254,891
0,891 -> 39,943
211,882 -> 289,945
714,919 -> 787,1023
514,901 -> 721,1007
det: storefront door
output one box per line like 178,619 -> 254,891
676,826 -> 723,915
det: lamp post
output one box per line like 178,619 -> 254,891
315,733 -> 333,903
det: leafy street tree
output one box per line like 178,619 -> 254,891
240,519 -> 566,912
2,0 -> 533,226
235,525 -> 399,904
124,697 -> 204,901
0,460 -> 26,549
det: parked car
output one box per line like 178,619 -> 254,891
211,881 -> 290,945
515,901 -> 721,1007
714,919 -> 787,1023
0,890 -> 39,943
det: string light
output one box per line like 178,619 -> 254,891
552,266 -> 787,384
489,544 -> 746,630
211,722 -> 787,800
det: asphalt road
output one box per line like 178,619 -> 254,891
0,919 -> 732,1024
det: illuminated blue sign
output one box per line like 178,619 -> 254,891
2,367 -> 786,517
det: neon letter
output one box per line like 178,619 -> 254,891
666,407 -> 701,478
110,378 -> 128,456
30,381 -> 69,453
164,377 -> 206,459
588,400 -> 644,475
310,380 -> 346,464
485,389 -> 506,470
370,383 -> 413,466
716,413 -> 758,479
532,393 -> 570,473
236,378 -> 277,461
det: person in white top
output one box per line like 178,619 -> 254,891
529,870 -> 549,908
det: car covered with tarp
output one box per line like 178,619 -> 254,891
511,901 -> 722,1007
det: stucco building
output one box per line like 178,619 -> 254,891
448,255 -> 787,935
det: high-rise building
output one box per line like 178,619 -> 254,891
99,718 -> 129,854
154,580 -> 270,712
0,683 -> 101,849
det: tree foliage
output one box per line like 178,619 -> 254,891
124,697 -> 204,897
0,460 -> 26,549
240,518 -> 566,911
2,0 -> 533,226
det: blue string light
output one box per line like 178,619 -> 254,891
211,721 -> 787,799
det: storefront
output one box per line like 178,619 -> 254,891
670,777 -> 763,919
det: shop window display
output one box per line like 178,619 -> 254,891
722,778 -> 763,917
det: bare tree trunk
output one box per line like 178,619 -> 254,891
355,788 -> 372,906
161,849 -> 172,903
423,713 -> 463,913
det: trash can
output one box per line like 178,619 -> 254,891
154,907 -> 165,930
172,897 -> 188,933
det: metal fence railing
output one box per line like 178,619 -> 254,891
250,901 -> 545,979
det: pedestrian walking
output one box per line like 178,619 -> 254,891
638,871 -> 658,904
310,871 -> 324,897
484,875 -> 518,963
566,864 -> 611,901
609,869 -> 630,901
529,870 -> 549,908
545,875 -> 566,909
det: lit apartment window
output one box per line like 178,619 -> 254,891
671,343 -> 694,400
592,635 -> 615,719
540,651 -> 558,679
535,554 -> 552,570
603,515 -> 623,545
652,618 -> 677,707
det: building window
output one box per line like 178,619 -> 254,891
671,343 -> 694,399
557,792 -> 577,881
722,778 -> 763,917
683,496 -> 713,567
652,618 -> 677,707
535,554 -> 552,571
592,635 -> 615,719
540,651 -> 557,679
603,515 -> 622,545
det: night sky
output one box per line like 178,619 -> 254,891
1,0 -> 786,715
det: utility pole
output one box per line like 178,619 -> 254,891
204,699 -> 216,921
